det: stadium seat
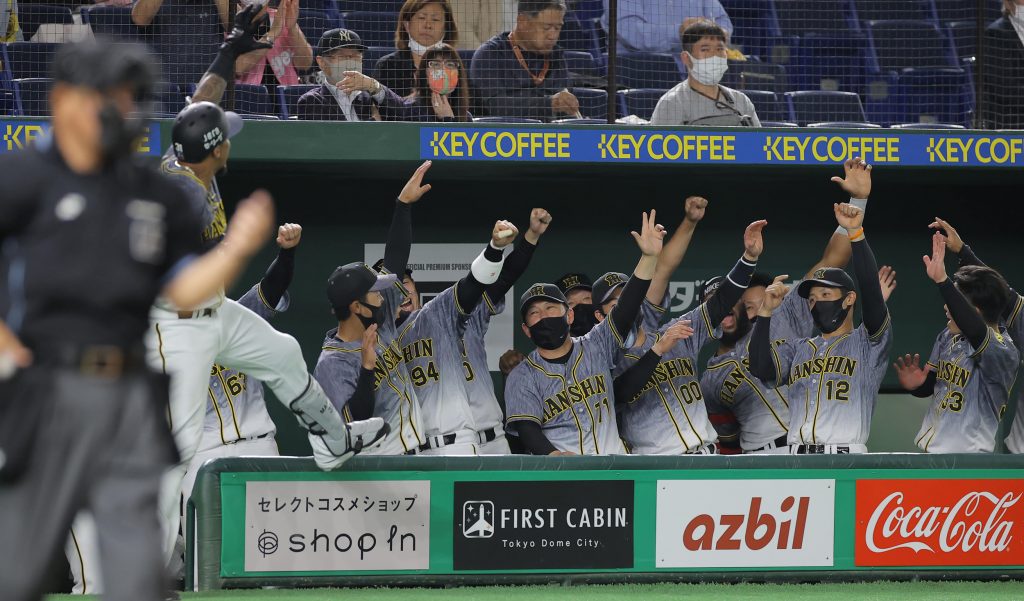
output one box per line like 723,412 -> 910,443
889,67 -> 973,126
552,117 -> 607,124
340,11 -> 399,48
565,51 -> 600,78
721,61 -> 791,93
807,121 -> 882,128
568,0 -> 604,22
232,84 -> 275,116
335,0 -> 402,12
617,88 -> 665,121
364,46 -> 392,75
13,78 -> 52,117
3,42 -> 60,80
277,84 -> 317,119
719,0 -> 782,60
866,20 -> 959,72
853,0 -> 937,26
300,0 -> 342,23
785,90 -> 868,125
933,0 -> 1001,24
472,117 -> 544,123
771,32 -> 870,93
154,82 -> 187,114
81,7 -> 142,42
947,21 -> 977,62
761,121 -> 799,127
743,90 -> 791,122
571,87 -> 609,120
0,90 -> 13,116
559,14 -> 602,58
890,122 -> 966,128
15,5 -> 73,40
775,0 -> 859,36
613,52 -> 684,90
298,10 -> 335,49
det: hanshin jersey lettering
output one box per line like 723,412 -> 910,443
916,326 -> 1019,453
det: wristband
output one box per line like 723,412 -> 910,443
835,197 -> 868,235
848,227 -> 865,242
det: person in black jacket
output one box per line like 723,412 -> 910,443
980,1 -> 1024,129
402,44 -> 472,122
375,0 -> 460,99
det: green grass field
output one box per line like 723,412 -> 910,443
46,581 -> 1024,601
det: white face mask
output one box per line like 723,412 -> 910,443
686,52 -> 728,86
408,37 -> 445,56
322,58 -> 363,84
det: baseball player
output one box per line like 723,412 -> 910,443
504,210 -> 667,455
396,209 -> 551,455
748,201 -> 892,454
919,217 -> 1024,453
893,233 -> 1018,453
615,220 -> 766,454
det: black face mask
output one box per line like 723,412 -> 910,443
569,303 -> 599,337
720,310 -> 752,347
357,300 -> 387,330
529,316 -> 570,350
99,102 -> 148,163
811,299 -> 850,334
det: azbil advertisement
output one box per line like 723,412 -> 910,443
856,479 -> 1024,567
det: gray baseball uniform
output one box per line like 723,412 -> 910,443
1002,295 -> 1024,453
916,327 -> 1018,453
612,295 -> 670,378
505,318 -> 627,455
315,277 -> 423,455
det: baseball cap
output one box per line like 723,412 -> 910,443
316,28 -> 368,56
591,272 -> 629,306
556,273 -> 593,295
172,101 -> 243,163
371,259 -> 413,278
798,267 -> 856,298
520,283 -> 568,318
700,276 -> 725,301
327,262 -> 399,313
53,39 -> 159,98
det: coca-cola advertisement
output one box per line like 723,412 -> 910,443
855,479 -> 1024,566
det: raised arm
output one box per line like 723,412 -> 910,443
931,217 -> 1019,320
749,275 -> 791,383
452,220 -> 519,315
836,203 -> 887,337
704,220 -> 764,325
383,161 -> 432,276
191,5 -> 272,105
608,211 -> 666,341
613,320 -> 694,404
648,196 -> 706,306
258,223 -> 300,309
806,158 -> 873,276
923,231 -> 988,350
484,209 -> 551,306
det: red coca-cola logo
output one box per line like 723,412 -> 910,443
856,479 -> 1024,566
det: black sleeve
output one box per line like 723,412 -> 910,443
704,256 -> 758,325
910,370 -> 937,398
851,238 -> 888,337
748,316 -> 777,382
453,244 -> 504,315
257,247 -> 295,309
516,421 -> 557,455
485,239 -> 537,305
938,279 -> 988,350
608,273 -> 653,342
346,368 -> 378,421
957,244 -> 988,269
383,201 -> 412,276
613,349 -> 659,405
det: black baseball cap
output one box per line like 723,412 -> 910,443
316,28 -> 368,56
371,259 -> 413,278
53,38 -> 159,97
556,273 -> 592,295
591,272 -> 628,306
798,267 -> 856,298
520,283 -> 568,318
700,276 -> 725,301
327,262 -> 399,313
171,101 -> 243,163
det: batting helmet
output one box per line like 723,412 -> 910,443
171,101 -> 243,163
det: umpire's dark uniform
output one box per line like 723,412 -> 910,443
0,41 -> 203,601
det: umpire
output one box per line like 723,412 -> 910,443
0,40 -> 274,601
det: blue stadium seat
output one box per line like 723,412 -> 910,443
890,67 -> 973,126
472,117 -> 544,123
744,90 -> 791,122
81,7 -> 141,42
335,0 -> 402,12
277,84 -> 318,119
15,5 -> 73,40
808,121 -> 882,128
13,78 -> 52,117
771,32 -> 870,93
559,14 -> 601,58
568,0 -> 604,22
617,88 -> 665,121
775,0 -> 859,36
866,20 -> 959,72
720,0 -> 782,59
613,52 -> 683,90
853,0 -> 937,25
340,11 -> 399,48
1,90 -> 13,116
890,122 -> 966,128
933,0 -> 1001,24
232,84 -> 275,116
153,82 -> 186,114
300,0 -> 342,24
565,50 -> 600,78
3,42 -> 59,80
761,121 -> 799,126
785,90 -> 868,125
947,20 -> 976,62
298,10 -> 335,49
364,46 -> 392,75
721,60 -> 790,93
571,87 -> 608,120
552,117 -> 607,124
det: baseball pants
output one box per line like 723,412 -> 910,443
418,428 -> 511,456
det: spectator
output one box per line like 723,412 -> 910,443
649,22 -> 760,126
2,0 -> 22,42
296,28 -> 406,121
470,0 -> 578,122
132,0 -> 230,85
234,0 -> 313,87
602,0 -> 733,53
449,0 -> 515,50
980,0 -> 1024,129
375,0 -> 459,99
402,44 -> 471,121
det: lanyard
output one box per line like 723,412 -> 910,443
509,32 -> 549,86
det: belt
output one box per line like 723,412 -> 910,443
794,444 -> 851,454
419,427 -> 499,451
748,434 -> 790,453
225,432 -> 273,445
38,344 -> 147,378
177,308 -> 216,319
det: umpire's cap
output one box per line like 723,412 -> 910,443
52,38 -> 159,101
520,283 -> 567,319
172,101 -> 244,163
591,272 -> 628,306
556,273 -> 592,295
327,262 -> 398,313
798,267 -> 855,298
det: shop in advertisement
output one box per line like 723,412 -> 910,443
453,480 -> 634,570
243,480 -> 430,572
655,479 -> 835,568
856,479 -> 1024,567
